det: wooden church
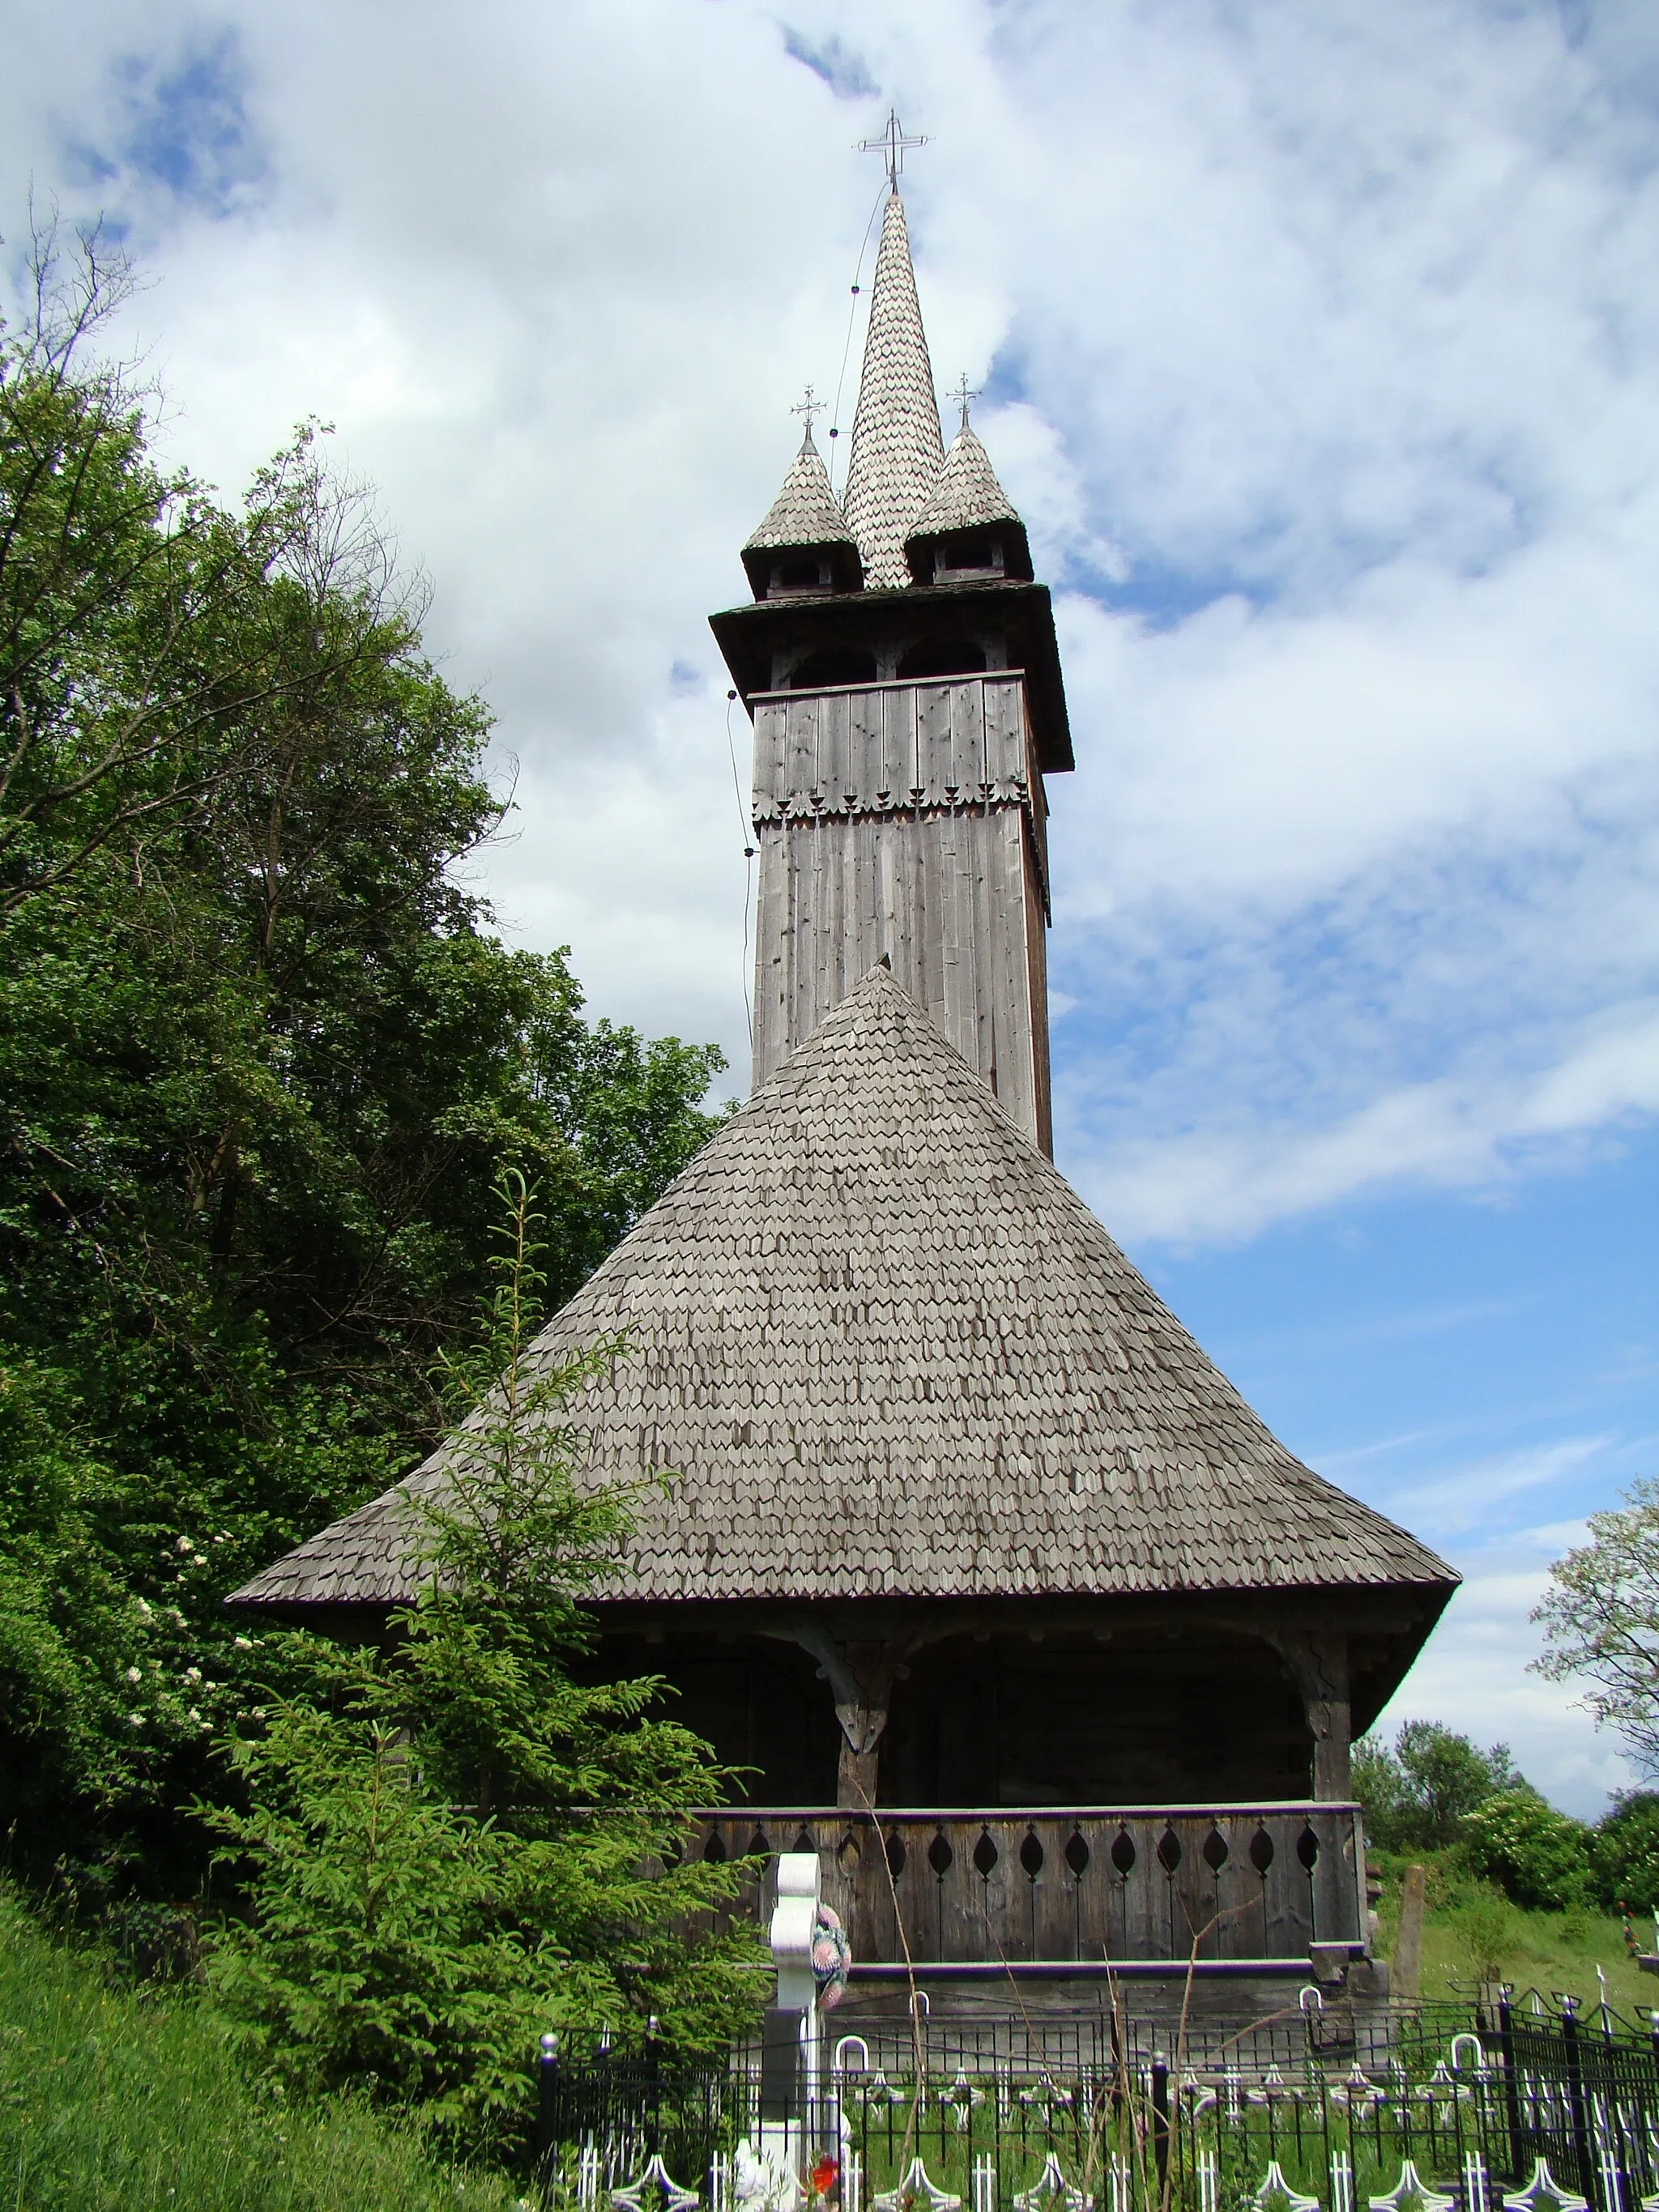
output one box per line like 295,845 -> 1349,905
233,164 -> 1456,2022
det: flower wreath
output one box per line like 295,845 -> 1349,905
810,1902 -> 851,2010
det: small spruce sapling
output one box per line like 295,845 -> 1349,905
203,1170 -> 761,2159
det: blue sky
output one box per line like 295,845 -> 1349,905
5,0 -> 1657,1813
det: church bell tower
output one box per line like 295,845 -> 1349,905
710,168 -> 1073,1155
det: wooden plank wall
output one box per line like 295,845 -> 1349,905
751,675 -> 1053,1155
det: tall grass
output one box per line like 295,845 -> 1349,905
0,1886 -> 524,2211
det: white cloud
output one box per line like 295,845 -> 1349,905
1066,999 -> 1659,1245
1385,1437 -> 1614,1541
1372,1545 -> 1640,1821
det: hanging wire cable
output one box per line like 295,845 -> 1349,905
827,182 -> 888,497
725,691 -> 754,1051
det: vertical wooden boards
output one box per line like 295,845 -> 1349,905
787,693 -> 819,811
752,698 -> 789,823
817,689 -> 851,809
850,686 -> 885,810
747,674 -> 1052,1153
753,829 -> 791,1085
1023,820 -> 1054,1156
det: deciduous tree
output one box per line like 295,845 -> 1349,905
1534,1480 -> 1659,1778
0,232 -> 728,1897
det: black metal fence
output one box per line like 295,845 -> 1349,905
535,1993 -> 1659,2212
536,2029 -> 730,2206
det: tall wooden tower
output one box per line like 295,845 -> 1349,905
710,187 -> 1073,1153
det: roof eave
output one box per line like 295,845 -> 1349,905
227,1571 -> 1457,1727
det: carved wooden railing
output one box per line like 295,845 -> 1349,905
684,1804 -> 1365,1972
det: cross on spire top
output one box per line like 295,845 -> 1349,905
858,109 -> 928,193
948,373 -> 980,433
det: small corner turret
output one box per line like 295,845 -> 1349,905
905,424 -> 1034,586
741,419 -> 864,602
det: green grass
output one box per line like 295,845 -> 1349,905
0,1886 -> 525,2211
1372,1858 -> 1659,2017
1415,1903 -> 1656,2014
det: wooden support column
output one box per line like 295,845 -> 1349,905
838,1738 -> 881,1809
1267,1627 -> 1353,1800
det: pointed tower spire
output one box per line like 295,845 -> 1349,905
842,192 -> 945,590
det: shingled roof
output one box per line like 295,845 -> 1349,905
910,424 -> 1021,539
906,424 -> 1034,583
740,425 -> 862,598
842,193 -> 946,590
743,427 -> 858,557
232,966 -> 1455,1617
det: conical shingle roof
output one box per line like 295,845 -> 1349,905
906,424 -> 1033,582
911,424 -> 1020,536
232,967 -> 1455,1615
740,424 -> 862,597
743,428 -> 857,556
842,194 -> 946,590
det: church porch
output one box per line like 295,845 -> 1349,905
595,1591 -> 1416,2019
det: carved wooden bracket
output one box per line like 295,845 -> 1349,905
786,1627 -> 921,1754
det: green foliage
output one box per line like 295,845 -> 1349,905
0,1880 -> 519,2210
0,228 -> 727,1895
1353,1720 -> 1520,1851
1461,1788 -> 1594,1910
0,1357 -> 262,1881
1444,1882 -> 1516,1984
1592,1791 -> 1659,1914
202,1175 -> 761,2160
1535,1478 -> 1659,1779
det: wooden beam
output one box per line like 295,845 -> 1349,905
1265,1627 -> 1352,1801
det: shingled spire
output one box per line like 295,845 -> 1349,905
842,192 -> 945,590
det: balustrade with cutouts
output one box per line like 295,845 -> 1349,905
682,1804 -> 1363,1971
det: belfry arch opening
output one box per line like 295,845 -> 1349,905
788,646 -> 880,689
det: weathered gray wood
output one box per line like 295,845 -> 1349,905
688,1806 -> 1360,1969
1074,1820 -> 1110,1962
1310,1805 -> 1358,1946
749,673 -> 1052,1153
753,700 -> 788,821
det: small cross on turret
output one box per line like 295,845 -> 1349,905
948,373 -> 980,435
790,384 -> 825,445
858,109 -> 928,193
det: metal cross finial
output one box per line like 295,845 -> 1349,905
791,384 -> 825,442
858,109 -> 928,192
949,373 -> 980,433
